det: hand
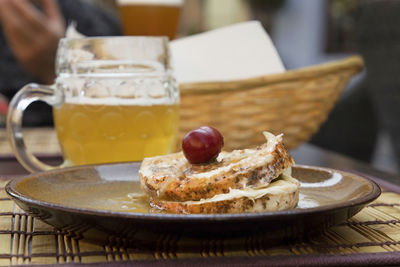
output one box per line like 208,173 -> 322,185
0,0 -> 65,84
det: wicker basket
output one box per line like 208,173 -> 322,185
178,56 -> 364,151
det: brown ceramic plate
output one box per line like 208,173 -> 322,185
6,163 -> 380,246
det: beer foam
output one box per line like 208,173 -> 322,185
64,96 -> 176,106
117,0 -> 183,6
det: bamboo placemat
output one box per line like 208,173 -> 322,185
0,180 -> 399,266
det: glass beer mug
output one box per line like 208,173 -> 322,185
7,37 -> 179,173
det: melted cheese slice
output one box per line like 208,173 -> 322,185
183,168 -> 299,205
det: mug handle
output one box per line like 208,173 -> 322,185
6,83 -> 64,173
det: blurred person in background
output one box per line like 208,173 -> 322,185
0,0 -> 121,126
354,0 -> 400,170
246,0 -> 399,172
309,0 -> 400,172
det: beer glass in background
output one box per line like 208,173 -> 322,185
118,0 -> 183,40
7,37 -> 180,172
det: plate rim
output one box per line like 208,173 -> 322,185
5,163 -> 381,222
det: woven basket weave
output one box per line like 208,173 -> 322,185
178,56 -> 364,150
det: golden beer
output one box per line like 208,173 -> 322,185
7,37 -> 178,172
118,0 -> 182,40
53,102 -> 179,165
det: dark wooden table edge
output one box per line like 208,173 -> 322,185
10,251 -> 400,266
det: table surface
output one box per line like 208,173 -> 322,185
1,128 -> 400,266
1,127 -> 399,181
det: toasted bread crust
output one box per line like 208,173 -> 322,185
139,138 -> 294,202
150,175 -> 300,214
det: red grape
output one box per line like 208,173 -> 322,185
182,126 -> 224,164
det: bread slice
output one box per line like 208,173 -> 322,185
139,132 -> 294,202
150,171 -> 300,214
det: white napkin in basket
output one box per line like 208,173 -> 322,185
170,21 -> 285,84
